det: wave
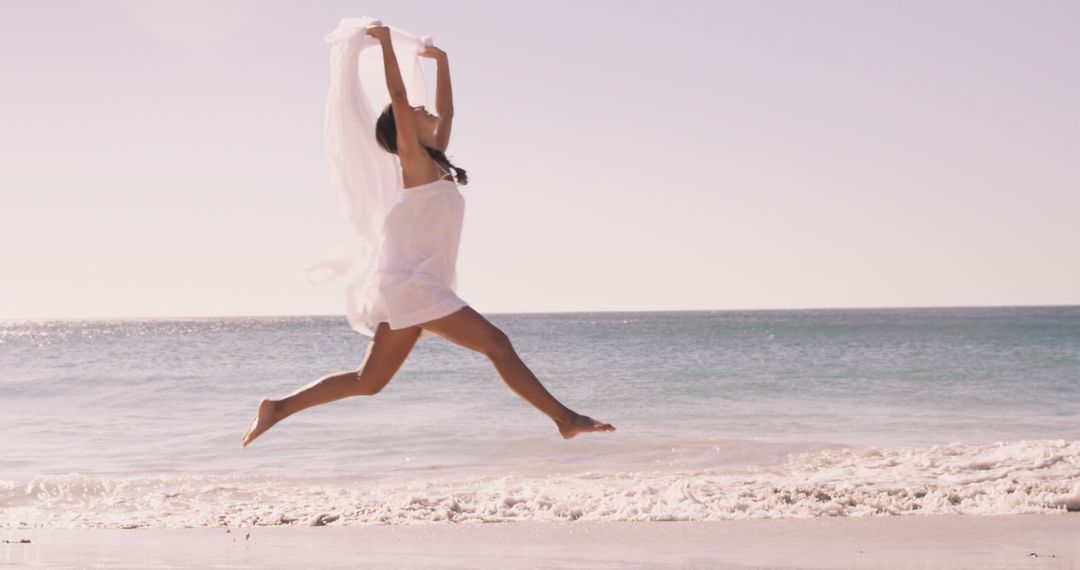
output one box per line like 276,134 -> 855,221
2,439 -> 1078,528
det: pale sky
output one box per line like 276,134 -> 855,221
1,0 -> 1077,319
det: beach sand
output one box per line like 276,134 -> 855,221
2,514 -> 1077,569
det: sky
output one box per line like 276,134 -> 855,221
1,0 -> 1077,319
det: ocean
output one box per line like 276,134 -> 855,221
1,307 -> 1078,528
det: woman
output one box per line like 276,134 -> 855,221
241,24 -> 615,447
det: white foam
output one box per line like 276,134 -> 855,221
2,439 -> 1077,528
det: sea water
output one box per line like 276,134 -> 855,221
1,307 -> 1078,527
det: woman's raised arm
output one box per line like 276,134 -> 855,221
421,46 -> 454,151
366,25 -> 422,158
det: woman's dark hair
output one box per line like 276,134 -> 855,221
375,102 -> 468,185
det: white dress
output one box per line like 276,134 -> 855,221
375,163 -> 468,339
308,17 -> 467,343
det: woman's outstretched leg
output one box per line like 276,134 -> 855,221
421,305 -> 616,439
241,322 -> 422,447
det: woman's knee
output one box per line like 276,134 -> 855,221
353,368 -> 389,396
352,322 -> 419,396
481,327 -> 515,358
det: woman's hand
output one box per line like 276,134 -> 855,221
365,25 -> 390,43
419,46 -> 446,60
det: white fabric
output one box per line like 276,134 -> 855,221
377,173 -> 467,333
308,17 -> 467,343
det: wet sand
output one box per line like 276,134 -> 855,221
2,514 -> 1078,569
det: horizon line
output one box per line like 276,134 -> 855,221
2,302 -> 1078,323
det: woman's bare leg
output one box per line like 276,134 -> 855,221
420,305 -> 616,439
241,322 -> 422,447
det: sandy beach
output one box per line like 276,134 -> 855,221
3,514 -> 1078,569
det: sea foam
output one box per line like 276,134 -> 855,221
2,439 -> 1077,528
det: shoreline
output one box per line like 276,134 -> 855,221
3,514 -> 1078,569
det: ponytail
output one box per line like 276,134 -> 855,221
424,146 -> 468,186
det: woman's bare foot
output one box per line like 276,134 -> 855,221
557,412 -> 616,440
241,398 -> 281,447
